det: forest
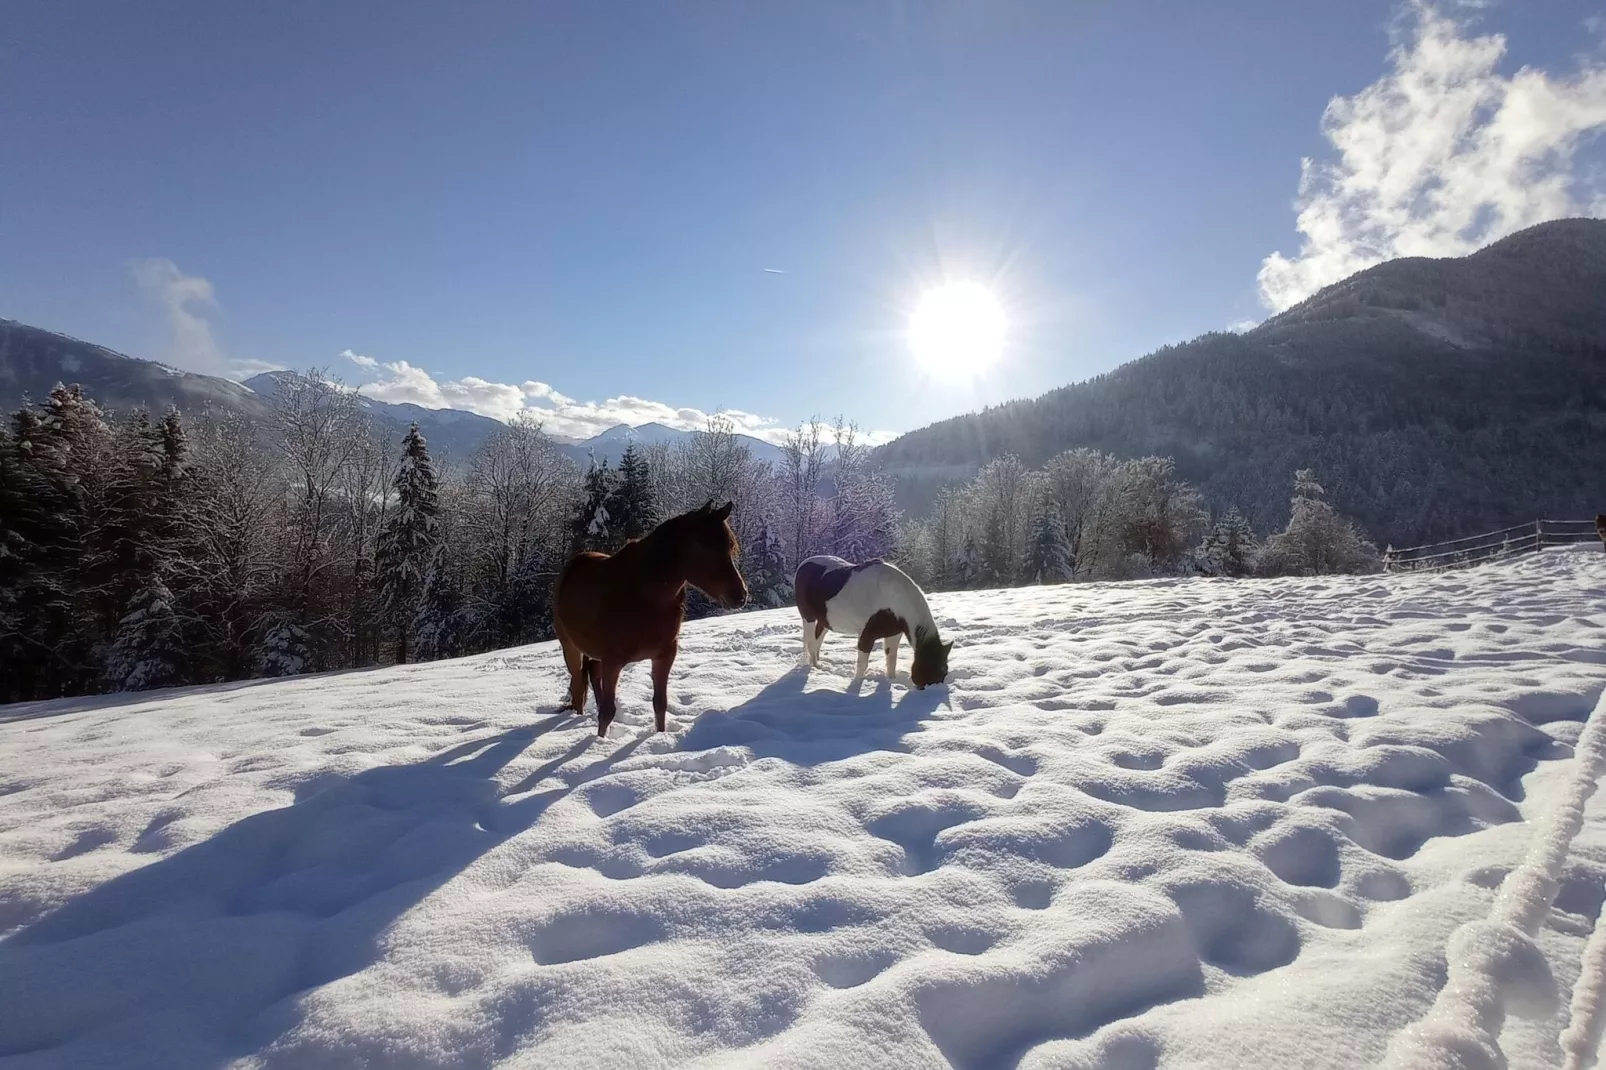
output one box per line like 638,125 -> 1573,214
0,375 -> 1378,702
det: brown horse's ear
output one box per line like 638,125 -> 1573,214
714,501 -> 733,521
699,499 -> 715,514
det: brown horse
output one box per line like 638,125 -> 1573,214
554,501 -> 748,737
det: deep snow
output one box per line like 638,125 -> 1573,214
2,550 -> 1605,1070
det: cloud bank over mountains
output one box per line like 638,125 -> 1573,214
340,349 -> 825,444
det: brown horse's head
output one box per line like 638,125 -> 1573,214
673,501 -> 748,609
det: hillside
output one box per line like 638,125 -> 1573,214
877,218 -> 1606,548
0,319 -> 271,423
2,551 -> 1604,1068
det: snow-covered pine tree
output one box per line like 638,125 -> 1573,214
1259,469 -> 1380,576
1028,508 -> 1073,584
105,570 -> 185,691
254,615 -> 314,677
13,386 -> 115,696
609,443 -> 659,543
572,459 -> 619,552
375,423 -> 442,664
1197,508 -> 1258,578
411,554 -> 464,662
745,519 -> 792,608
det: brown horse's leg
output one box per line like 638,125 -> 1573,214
558,634 -> 588,712
651,645 -> 677,733
592,660 -> 624,738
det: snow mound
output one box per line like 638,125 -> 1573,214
3,550 -> 1606,1069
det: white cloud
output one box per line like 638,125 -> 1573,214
344,353 -> 895,445
1227,319 -> 1261,334
230,358 -> 288,378
1257,1 -> 1606,312
130,258 -> 225,374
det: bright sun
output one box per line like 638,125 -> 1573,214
907,281 -> 1006,379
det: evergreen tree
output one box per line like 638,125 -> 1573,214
608,443 -> 659,543
572,459 -> 619,552
1197,508 -> 1259,578
1259,470 -> 1379,576
412,555 -> 464,662
745,519 -> 791,608
1028,508 -> 1073,584
255,615 -> 313,677
376,423 -> 442,663
105,571 -> 185,691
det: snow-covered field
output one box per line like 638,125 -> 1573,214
3,550 -> 1606,1070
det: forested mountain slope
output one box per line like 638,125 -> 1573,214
877,219 -> 1606,548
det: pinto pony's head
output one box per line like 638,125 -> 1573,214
910,626 -> 952,689
671,501 -> 748,609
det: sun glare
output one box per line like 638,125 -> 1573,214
907,281 -> 1006,379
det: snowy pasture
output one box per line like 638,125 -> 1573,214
2,550 -> 1605,1069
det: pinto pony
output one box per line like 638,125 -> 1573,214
794,555 -> 951,688
555,501 -> 747,737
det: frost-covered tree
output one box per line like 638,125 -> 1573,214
1197,509 -> 1259,578
780,418 -> 827,570
1109,456 -> 1205,573
1028,508 -> 1073,584
105,571 -> 185,691
376,424 -> 442,663
1259,470 -> 1380,576
957,532 -> 980,589
185,409 -> 278,682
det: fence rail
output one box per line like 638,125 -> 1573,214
1383,519 -> 1600,573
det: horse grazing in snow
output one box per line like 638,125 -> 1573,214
794,555 -> 951,688
555,501 -> 748,737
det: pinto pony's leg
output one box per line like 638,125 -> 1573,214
803,619 -> 825,668
885,633 -> 901,678
592,660 -> 625,738
853,632 -> 872,679
650,646 -> 677,732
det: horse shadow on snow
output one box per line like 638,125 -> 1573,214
0,670 -> 947,1067
677,665 -> 950,766
0,710 -> 655,1068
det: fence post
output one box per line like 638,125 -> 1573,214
1535,518 -> 1544,552
1383,545 -> 1394,573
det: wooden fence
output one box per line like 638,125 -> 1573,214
1383,519 -> 1601,573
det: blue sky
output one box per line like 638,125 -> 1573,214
3,1 -> 1604,442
